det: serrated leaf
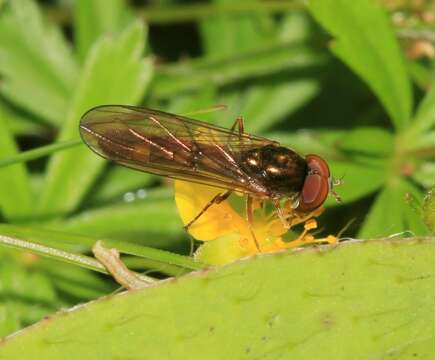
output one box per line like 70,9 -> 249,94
308,0 -> 412,130
0,106 -> 32,220
0,0 -> 78,125
74,0 -> 133,62
37,21 -> 153,217
1,238 -> 434,358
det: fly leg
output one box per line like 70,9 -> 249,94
246,195 -> 261,252
230,116 -> 244,135
184,190 -> 232,231
272,199 -> 291,229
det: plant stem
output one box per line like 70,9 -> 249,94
0,139 -> 82,168
0,233 -> 107,274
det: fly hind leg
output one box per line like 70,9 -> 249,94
184,190 -> 232,231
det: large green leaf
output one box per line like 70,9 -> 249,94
0,106 -> 32,220
37,21 -> 153,217
0,238 -> 434,358
309,0 -> 412,130
0,0 -> 78,125
74,0 -> 132,62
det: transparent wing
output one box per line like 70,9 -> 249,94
79,105 -> 279,194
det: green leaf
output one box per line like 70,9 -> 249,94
326,160 -> 385,206
308,0 -> 412,130
85,166 -> 155,205
413,161 -> 435,188
1,238 -> 434,358
199,0 -> 275,57
0,99 -> 47,136
0,0 -> 78,125
0,106 -> 32,220
37,259 -> 116,300
412,82 -> 435,134
336,127 -> 394,157
53,190 -> 184,249
37,21 -> 153,217
359,178 -> 428,238
0,257 -> 58,337
197,10 -> 319,133
153,41 -> 324,99
241,78 -> 320,133
267,129 -> 346,159
74,0 -> 132,62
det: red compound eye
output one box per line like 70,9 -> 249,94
298,154 -> 330,212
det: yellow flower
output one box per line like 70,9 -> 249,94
174,180 -> 336,265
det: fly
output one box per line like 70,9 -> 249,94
79,105 -> 340,249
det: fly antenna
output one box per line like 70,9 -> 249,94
329,173 -> 344,204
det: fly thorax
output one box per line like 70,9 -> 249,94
240,145 -> 307,196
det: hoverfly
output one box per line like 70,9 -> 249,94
80,105 -> 338,249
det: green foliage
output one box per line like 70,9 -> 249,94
0,0 -> 78,125
0,0 -> 434,356
309,0 -> 413,130
1,238 -> 435,359
0,107 -> 32,220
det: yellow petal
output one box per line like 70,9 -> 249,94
174,180 -> 247,241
